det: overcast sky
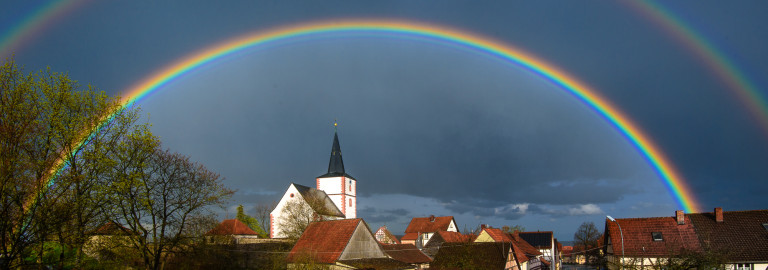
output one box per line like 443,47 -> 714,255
3,0 -> 768,241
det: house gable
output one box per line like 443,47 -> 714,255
338,219 -> 388,261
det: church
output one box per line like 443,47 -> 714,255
269,127 -> 358,238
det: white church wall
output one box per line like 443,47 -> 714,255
317,177 -> 343,194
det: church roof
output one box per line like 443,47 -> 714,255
292,183 -> 345,218
317,132 -> 356,180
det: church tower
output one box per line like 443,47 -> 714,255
316,126 -> 356,219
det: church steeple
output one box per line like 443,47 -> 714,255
327,132 -> 345,174
318,124 -> 354,179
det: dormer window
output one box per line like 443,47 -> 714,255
652,232 -> 663,241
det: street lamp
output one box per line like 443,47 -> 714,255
607,216 -> 625,270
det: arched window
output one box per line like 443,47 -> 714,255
349,198 -> 352,207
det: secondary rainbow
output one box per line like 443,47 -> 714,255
71,19 -> 702,212
625,0 -> 768,137
0,0 -> 89,57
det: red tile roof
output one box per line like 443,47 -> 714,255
401,232 -> 419,241
404,216 -> 455,233
286,218 -> 362,264
510,233 -> 542,263
381,244 -> 432,264
605,215 -> 701,257
205,219 -> 259,236
688,209 -> 768,261
482,227 -> 514,242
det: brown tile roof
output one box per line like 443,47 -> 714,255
205,219 -> 259,236
688,209 -> 768,262
286,218 -> 362,264
382,244 -> 432,264
430,242 -> 508,270
605,215 -> 701,257
436,231 -> 473,243
404,216 -> 455,233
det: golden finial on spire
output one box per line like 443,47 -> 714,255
334,118 -> 338,132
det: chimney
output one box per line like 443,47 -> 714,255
675,210 -> 685,225
481,224 -> 487,229
715,207 -> 723,222
429,215 -> 435,222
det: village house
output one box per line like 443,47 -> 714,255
375,225 -> 401,245
401,215 -> 458,250
286,218 -> 398,269
475,226 -> 545,270
204,219 -> 260,244
604,208 -> 768,270
518,231 -> 560,270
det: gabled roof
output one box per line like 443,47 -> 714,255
518,231 -> 553,249
430,242 -> 508,270
291,183 -> 345,217
317,132 -> 355,179
510,233 -> 542,259
481,227 -> 514,242
604,215 -> 701,257
404,216 -> 456,233
375,226 -> 401,244
287,218 -> 362,264
382,244 -> 432,264
205,219 -> 258,236
688,209 -> 768,261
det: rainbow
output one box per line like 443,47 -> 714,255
625,0 -> 768,137
51,19 -> 701,213
0,0 -> 89,57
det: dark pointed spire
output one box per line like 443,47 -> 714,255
327,132 -> 345,174
318,123 -> 355,179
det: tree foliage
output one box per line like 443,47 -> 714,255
0,59 -> 233,270
277,191 -> 336,240
236,205 -> 267,238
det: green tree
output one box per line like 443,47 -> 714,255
0,59 -> 134,269
236,205 -> 267,237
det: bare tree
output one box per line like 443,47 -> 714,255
277,191 -> 338,240
573,221 -> 601,265
109,130 -> 234,270
254,201 -> 277,237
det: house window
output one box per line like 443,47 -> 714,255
736,263 -> 752,270
651,232 -> 663,241
349,198 -> 352,207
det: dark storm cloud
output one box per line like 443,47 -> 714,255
6,0 -> 768,239
360,207 -> 411,223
